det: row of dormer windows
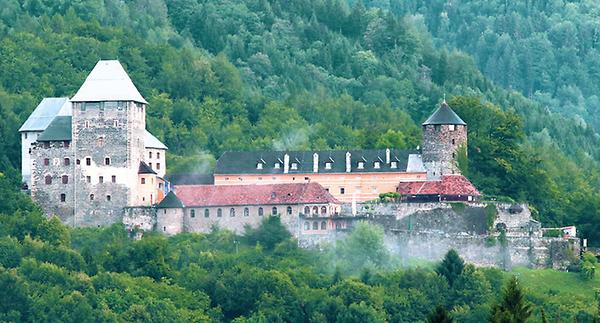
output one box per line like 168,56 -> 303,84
256,160 -> 398,170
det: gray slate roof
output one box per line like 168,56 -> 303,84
215,149 -> 418,175
157,191 -> 184,208
422,101 -> 466,126
37,116 -> 72,141
165,173 -> 214,185
19,98 -> 71,132
71,60 -> 147,104
138,161 -> 157,174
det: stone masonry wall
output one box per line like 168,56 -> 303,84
422,124 -> 467,179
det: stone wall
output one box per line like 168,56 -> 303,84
157,208 -> 184,236
422,124 -> 467,179
123,206 -> 155,232
30,141 -> 75,224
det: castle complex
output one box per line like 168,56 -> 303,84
20,60 -> 579,269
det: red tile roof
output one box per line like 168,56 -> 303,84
396,175 -> 480,196
174,182 -> 340,207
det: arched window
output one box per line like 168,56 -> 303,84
304,222 -> 310,230
90,194 -> 94,201
217,208 -> 222,217
63,158 -> 70,166
204,209 -> 209,218
244,208 -> 249,217
190,209 -> 195,218
321,221 -> 327,230
45,175 -> 52,185
258,207 -> 264,216
230,208 -> 235,217
286,206 -> 292,215
312,206 -> 319,215
304,206 -> 310,215
312,221 -> 318,230
62,175 -> 68,184
272,207 -> 278,215
60,193 -> 66,202
106,195 -> 111,201
321,206 -> 327,215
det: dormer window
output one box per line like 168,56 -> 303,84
256,162 -> 263,170
291,162 -> 298,170
357,161 -> 365,169
391,161 -> 398,169
274,162 -> 281,169
325,162 -> 332,170
449,125 -> 455,131
374,161 -> 381,169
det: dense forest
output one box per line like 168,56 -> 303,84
2,0 -> 600,243
0,181 -> 598,322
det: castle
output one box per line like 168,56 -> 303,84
21,60 -> 579,269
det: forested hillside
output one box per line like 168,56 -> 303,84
1,0 -> 600,242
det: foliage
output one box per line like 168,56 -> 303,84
436,249 -> 464,287
427,305 -> 454,323
489,276 -> 533,323
543,229 -> 562,238
242,215 -> 291,250
485,204 -> 498,232
378,192 -> 400,201
581,252 -> 599,280
335,221 -> 389,273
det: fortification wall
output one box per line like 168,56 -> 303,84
123,206 -> 155,232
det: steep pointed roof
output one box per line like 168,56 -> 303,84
144,130 -> 168,150
157,191 -> 184,208
422,101 -> 466,126
19,98 -> 71,132
71,60 -> 147,104
138,161 -> 156,174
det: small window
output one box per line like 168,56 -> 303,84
106,195 -> 111,201
391,161 -> 398,169
44,158 -> 50,166
86,157 -> 91,166
63,141 -> 70,148
374,161 -> 381,169
45,175 -> 52,185
258,207 -> 264,216
287,206 -> 292,215
141,178 -> 146,184
274,162 -> 281,169
62,175 -> 68,184
90,194 -> 94,201
204,209 -> 209,218
191,209 -> 196,218
452,152 -> 456,158
312,222 -> 318,230
452,139 -> 456,145
291,162 -> 298,170
449,125 -> 455,131
149,152 -> 152,159
64,158 -> 70,166
105,157 -> 110,165
230,208 -> 235,217
325,162 -> 332,169
256,162 -> 263,170
149,162 -> 152,168
163,226 -> 166,232
112,175 -> 116,183
321,206 -> 327,214
304,221 -> 310,230
113,120 -> 119,127
244,208 -> 249,217
24,133 -> 27,139
434,125 -> 441,132
76,159 -> 80,165
157,152 -> 160,159
272,207 -> 278,215
304,206 -> 310,214
340,187 -> 345,194
217,208 -> 222,217
313,206 -> 319,215
86,176 -> 91,183
357,161 -> 364,169
321,221 -> 327,230
99,176 -> 104,183
60,193 -> 66,202
157,163 -> 161,170
28,148 -> 31,154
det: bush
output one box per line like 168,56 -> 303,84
581,252 -> 598,280
543,229 -> 562,237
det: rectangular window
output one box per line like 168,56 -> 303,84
105,157 -> 110,165
44,158 -> 50,166
113,120 -> 119,127
86,176 -> 91,183
86,158 -> 91,166
60,193 -> 66,202
157,163 -> 161,170
157,152 -> 160,159
149,152 -> 152,159
99,176 -> 103,183
62,175 -> 68,184
340,187 -> 345,194
149,162 -> 152,168
64,158 -> 70,166
112,175 -> 116,183
141,178 -> 146,184
76,159 -> 80,165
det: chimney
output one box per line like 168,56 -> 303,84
386,148 -> 391,164
284,154 -> 290,174
313,153 -> 319,173
345,152 -> 351,173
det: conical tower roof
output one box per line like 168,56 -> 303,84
422,101 -> 466,126
157,191 -> 184,208
71,60 -> 147,104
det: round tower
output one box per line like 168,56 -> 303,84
421,101 -> 467,180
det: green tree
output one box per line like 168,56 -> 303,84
427,305 -> 454,323
436,249 -> 465,287
243,216 -> 291,250
489,276 -> 532,323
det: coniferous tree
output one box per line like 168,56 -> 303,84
436,249 -> 464,287
489,276 -> 532,323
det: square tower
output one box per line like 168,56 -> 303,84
70,60 -> 148,226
